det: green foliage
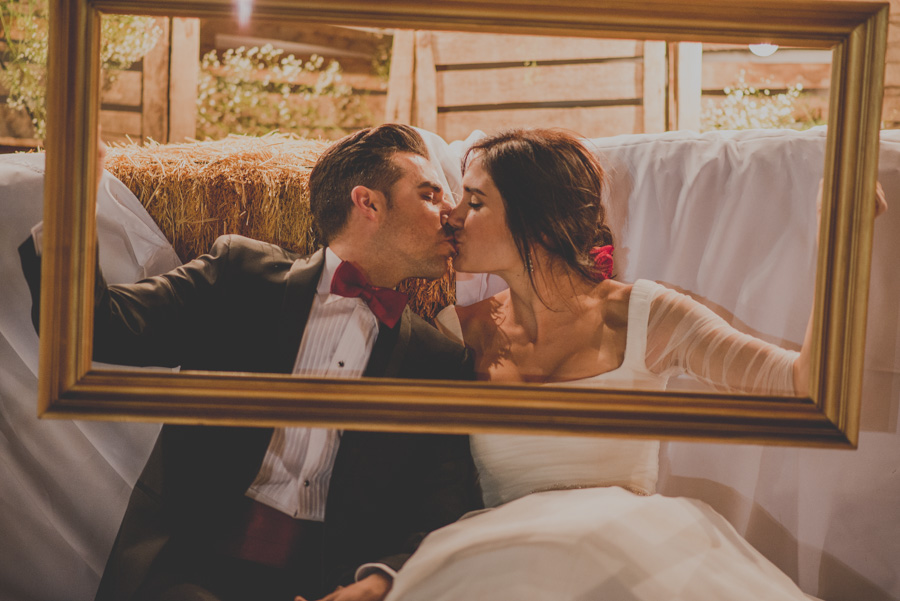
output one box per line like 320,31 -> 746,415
196,44 -> 369,141
99,12 -> 164,77
0,0 -> 162,139
701,70 -> 824,132
371,33 -> 392,84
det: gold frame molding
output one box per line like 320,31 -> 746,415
41,0 -> 888,447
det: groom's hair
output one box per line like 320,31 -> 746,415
309,123 -> 429,243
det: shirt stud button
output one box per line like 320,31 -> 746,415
304,480 -> 310,487
338,360 -> 345,367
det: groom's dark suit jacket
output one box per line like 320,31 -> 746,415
19,234 -> 481,601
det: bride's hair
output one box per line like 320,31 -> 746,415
463,128 -> 613,284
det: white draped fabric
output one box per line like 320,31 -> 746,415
1,128 -> 899,601
0,154 -> 179,601
593,128 -> 900,601
387,488 -> 812,601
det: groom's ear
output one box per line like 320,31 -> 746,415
350,185 -> 387,223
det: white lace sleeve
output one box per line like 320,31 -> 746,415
644,285 -> 799,395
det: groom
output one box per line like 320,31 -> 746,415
19,124 -> 481,601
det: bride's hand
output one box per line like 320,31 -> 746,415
797,179 -> 887,396
875,181 -> 888,217
815,179 -> 888,233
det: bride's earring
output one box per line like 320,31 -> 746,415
526,252 -> 534,274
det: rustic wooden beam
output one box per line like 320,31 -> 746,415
676,41 -> 703,130
141,16 -> 170,142
642,40 -> 667,133
385,30 -> 415,124
413,31 -> 438,132
169,17 -> 200,142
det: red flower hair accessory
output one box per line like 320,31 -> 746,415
589,245 -> 614,281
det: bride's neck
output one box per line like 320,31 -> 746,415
504,259 -> 595,338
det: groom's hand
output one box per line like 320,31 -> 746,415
295,572 -> 392,601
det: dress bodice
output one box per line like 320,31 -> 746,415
438,279 -> 666,507
440,276 -> 799,506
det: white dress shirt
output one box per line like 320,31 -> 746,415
245,248 -> 380,522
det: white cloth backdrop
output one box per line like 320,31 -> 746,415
624,129 -> 900,601
0,154 -> 179,601
1,128 -> 898,600
589,128 -> 900,601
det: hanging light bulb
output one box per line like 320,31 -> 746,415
748,43 -> 778,57
236,0 -> 253,26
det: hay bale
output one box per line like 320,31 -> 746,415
105,133 -> 454,321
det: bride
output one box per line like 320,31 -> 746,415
384,128 -> 886,601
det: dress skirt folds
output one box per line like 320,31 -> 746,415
386,487 -> 811,601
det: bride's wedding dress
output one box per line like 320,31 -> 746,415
386,279 -> 809,601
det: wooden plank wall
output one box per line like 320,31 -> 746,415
389,31 -> 668,142
699,44 -> 832,129
102,17 -> 199,145
0,17 -> 198,152
697,0 -> 900,132
199,19 -> 388,134
388,22 -> 900,137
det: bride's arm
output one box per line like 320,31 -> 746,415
792,181 -> 887,395
644,288 -> 799,395
647,182 -> 887,396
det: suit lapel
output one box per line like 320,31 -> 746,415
276,248 -> 325,374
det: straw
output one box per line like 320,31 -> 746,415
105,133 -> 454,320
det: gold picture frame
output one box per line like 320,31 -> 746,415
40,0 -> 888,447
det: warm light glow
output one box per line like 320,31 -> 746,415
236,0 -> 253,26
748,43 -> 778,57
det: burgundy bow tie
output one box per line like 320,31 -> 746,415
330,261 -> 408,328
